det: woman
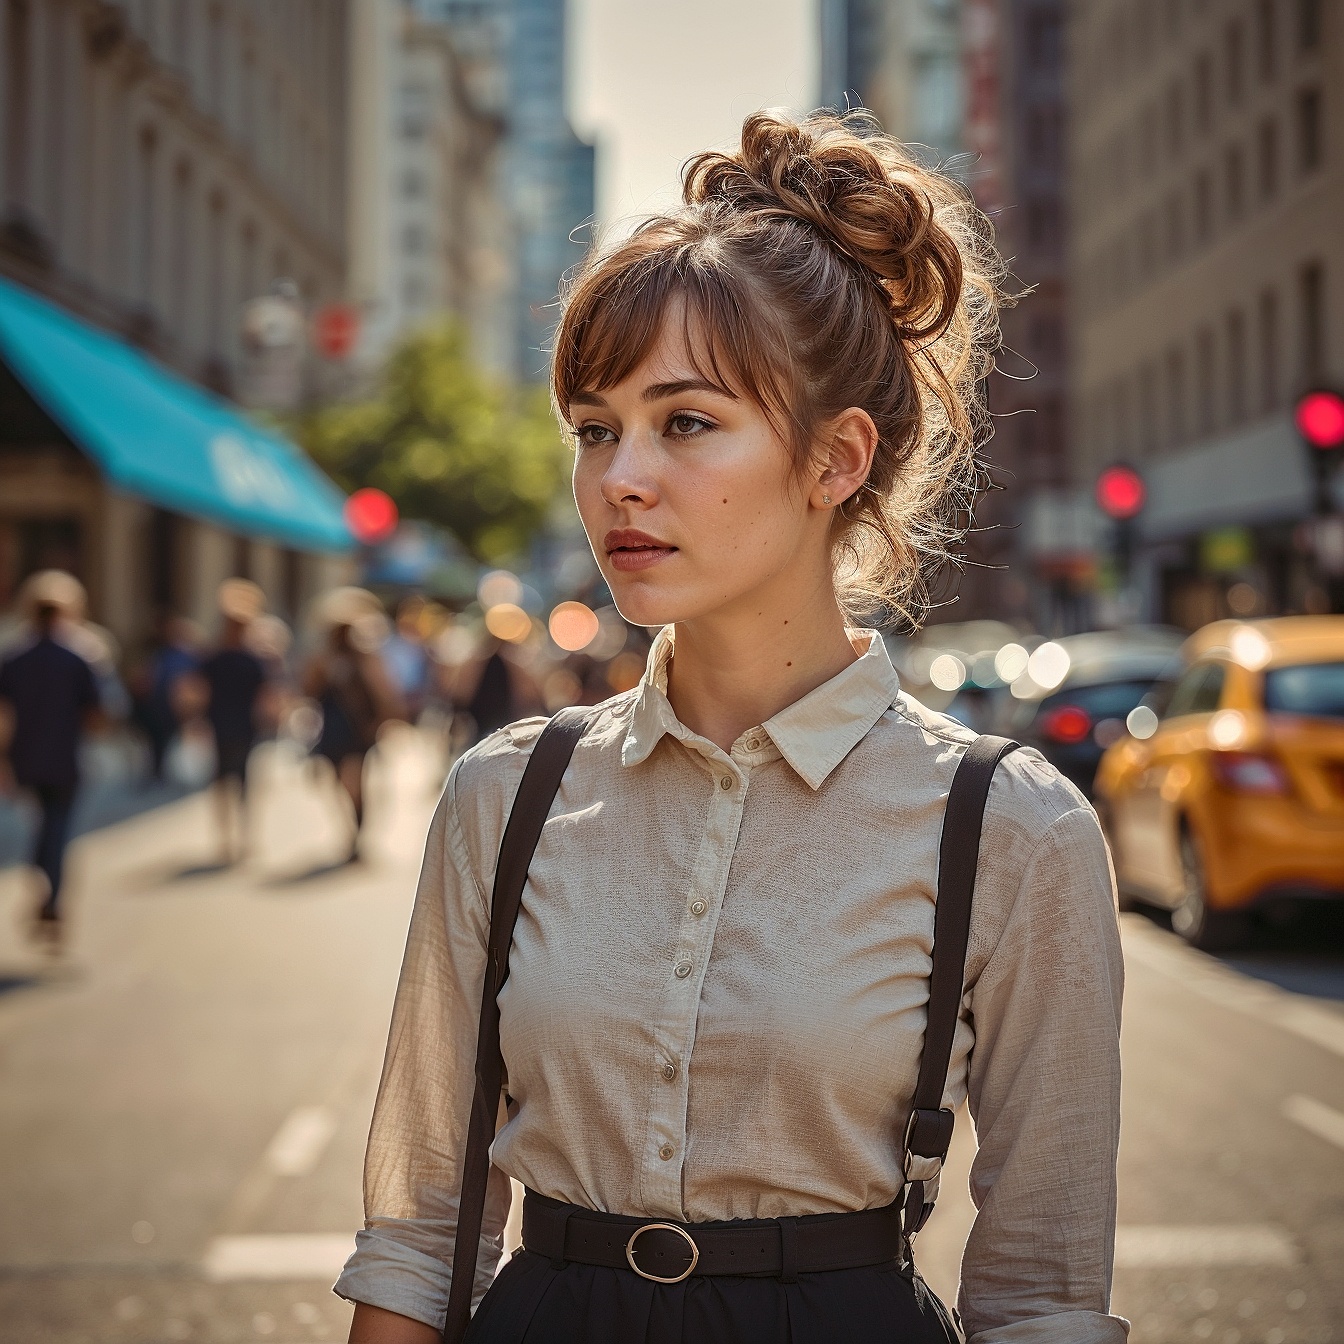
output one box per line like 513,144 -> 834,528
338,111 -> 1125,1343
305,590 -> 404,863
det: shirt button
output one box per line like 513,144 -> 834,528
746,737 -> 761,751
661,1061 -> 678,1081
674,960 -> 693,979
719,776 -> 732,791
659,1143 -> 675,1161
689,899 -> 707,917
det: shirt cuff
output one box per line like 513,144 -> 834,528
333,1227 -> 451,1330
968,1310 -> 1131,1343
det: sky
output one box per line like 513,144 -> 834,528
569,0 -> 819,229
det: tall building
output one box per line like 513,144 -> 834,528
362,3 -> 513,377
818,0 -> 965,165
0,1 -> 355,646
1068,0 -> 1342,624
970,0 -> 1077,632
416,0 -> 594,381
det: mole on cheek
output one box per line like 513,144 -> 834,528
722,499 -> 728,504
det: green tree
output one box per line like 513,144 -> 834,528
298,324 -> 572,564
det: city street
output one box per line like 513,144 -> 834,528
0,735 -> 1341,1344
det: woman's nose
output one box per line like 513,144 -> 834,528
600,434 -> 660,509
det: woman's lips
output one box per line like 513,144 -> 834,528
604,529 -> 677,573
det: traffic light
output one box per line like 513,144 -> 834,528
1295,389 -> 1344,518
1096,463 -> 1146,520
1096,463 -> 1145,588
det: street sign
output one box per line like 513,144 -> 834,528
1096,463 -> 1146,520
1295,388 -> 1344,450
344,488 -> 399,545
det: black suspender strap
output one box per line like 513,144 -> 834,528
901,734 -> 1021,1251
443,708 -> 589,1344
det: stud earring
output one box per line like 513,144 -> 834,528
822,494 -> 832,505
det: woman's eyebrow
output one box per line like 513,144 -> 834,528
569,390 -> 609,408
642,378 -> 737,403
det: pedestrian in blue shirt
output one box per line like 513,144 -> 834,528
0,571 -> 101,947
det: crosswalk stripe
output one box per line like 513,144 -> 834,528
1113,1224 -> 1298,1269
202,1234 -> 354,1282
1282,1093 -> 1344,1153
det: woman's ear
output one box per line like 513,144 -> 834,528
812,408 -> 878,511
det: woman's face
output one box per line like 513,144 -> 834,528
569,318 -> 830,630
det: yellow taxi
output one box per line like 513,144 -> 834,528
1095,616 -> 1344,948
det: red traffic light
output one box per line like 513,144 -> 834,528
312,304 -> 360,360
344,488 -> 399,545
1295,389 -> 1344,450
1096,464 -> 1146,520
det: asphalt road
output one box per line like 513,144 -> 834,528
0,732 -> 1340,1344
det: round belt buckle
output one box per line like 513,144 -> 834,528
625,1222 -> 700,1284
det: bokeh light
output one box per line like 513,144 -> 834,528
478,569 -> 523,609
548,601 -> 600,652
994,642 -> 1029,682
343,488 -> 399,544
928,653 -> 966,691
1126,705 -> 1159,739
1027,641 -> 1071,690
483,602 -> 531,643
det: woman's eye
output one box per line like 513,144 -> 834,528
575,424 -> 616,447
668,413 -> 712,437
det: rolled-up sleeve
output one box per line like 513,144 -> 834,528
334,754 -> 514,1329
960,805 -> 1130,1343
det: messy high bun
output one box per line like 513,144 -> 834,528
552,108 -> 1004,627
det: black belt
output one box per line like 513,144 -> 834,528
521,1190 -> 907,1284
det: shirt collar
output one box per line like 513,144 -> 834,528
622,626 -> 901,790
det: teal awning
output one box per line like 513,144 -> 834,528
0,276 -> 351,552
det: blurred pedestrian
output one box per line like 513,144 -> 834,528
200,579 -> 268,865
304,589 -> 404,863
132,614 -> 202,779
382,596 -> 433,723
0,571 -> 101,948
341,111 -> 1125,1344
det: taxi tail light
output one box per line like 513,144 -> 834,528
1211,751 -> 1292,795
1040,704 -> 1093,745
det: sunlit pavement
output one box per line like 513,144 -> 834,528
0,742 -> 1341,1343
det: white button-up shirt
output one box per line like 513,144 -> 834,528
336,629 -> 1128,1341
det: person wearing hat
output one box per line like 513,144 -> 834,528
0,571 -> 102,946
303,588 -> 404,863
200,578 -> 270,865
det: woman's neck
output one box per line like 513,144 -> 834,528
664,571 -> 859,752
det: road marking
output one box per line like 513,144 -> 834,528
202,1233 -> 354,1282
264,1106 -> 337,1177
1121,917 -> 1344,1060
1113,1224 -> 1298,1269
1283,1093 -> 1344,1152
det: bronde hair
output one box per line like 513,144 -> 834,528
552,108 -> 1005,628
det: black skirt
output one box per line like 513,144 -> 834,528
464,1248 -> 961,1344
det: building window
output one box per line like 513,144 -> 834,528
1194,52 -> 1213,134
402,168 -> 426,198
1224,145 -> 1245,220
1025,8 -> 1063,70
1298,0 -> 1322,51
1195,327 -> 1216,435
1194,169 -> 1213,241
1166,346 -> 1188,446
1256,0 -> 1277,81
402,223 -> 426,255
1296,87 -> 1323,171
1258,288 -> 1279,411
1165,81 -> 1185,158
1227,309 -> 1247,422
1026,198 -> 1062,251
1164,192 -> 1185,260
1300,261 -> 1325,384
135,127 -> 158,308
170,160 -> 193,338
1257,118 -> 1280,198
4,0 -> 31,212
1139,362 -> 1159,455
1225,21 -> 1245,105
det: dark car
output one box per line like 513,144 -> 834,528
1013,628 -> 1185,797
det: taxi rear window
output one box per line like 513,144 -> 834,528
1263,662 -> 1344,720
